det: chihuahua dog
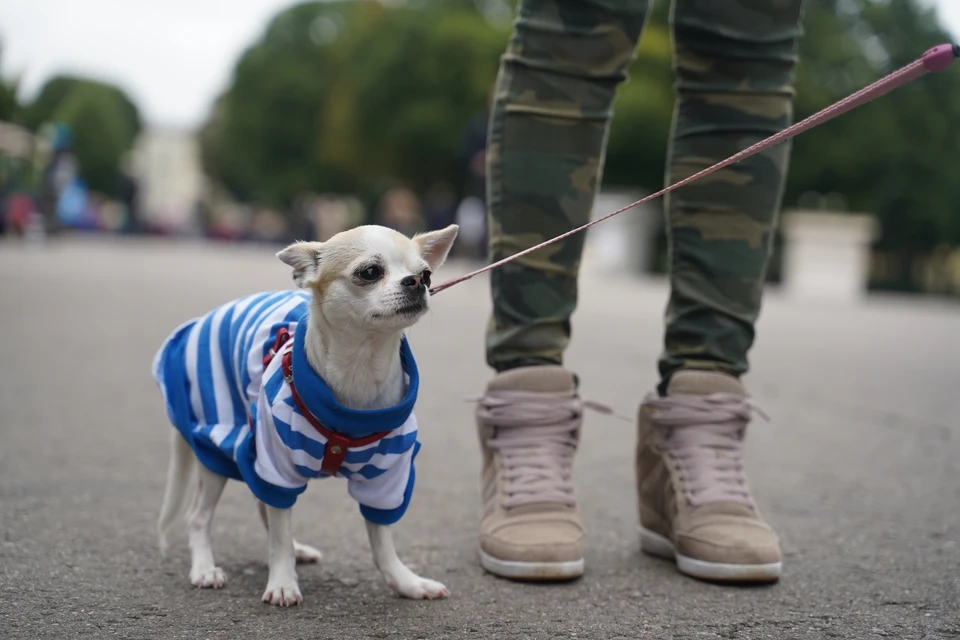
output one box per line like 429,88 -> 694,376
152,223 -> 458,606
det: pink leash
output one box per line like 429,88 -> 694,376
430,44 -> 959,296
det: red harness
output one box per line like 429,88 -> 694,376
260,328 -> 392,475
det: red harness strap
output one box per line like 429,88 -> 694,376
262,328 -> 392,475
262,327 -> 292,367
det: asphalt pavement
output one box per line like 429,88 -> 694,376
1,236 -> 958,639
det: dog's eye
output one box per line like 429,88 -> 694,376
357,265 -> 383,282
421,270 -> 432,288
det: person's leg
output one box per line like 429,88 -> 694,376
637,0 -> 805,583
477,0 -> 649,581
485,0 -> 650,372
659,0 -> 805,386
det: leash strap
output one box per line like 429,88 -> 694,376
429,44 -> 959,296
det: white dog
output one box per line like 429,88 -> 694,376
152,223 -> 458,606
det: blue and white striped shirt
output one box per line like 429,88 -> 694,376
152,290 -> 421,525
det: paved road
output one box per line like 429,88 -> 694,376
2,237 -> 958,640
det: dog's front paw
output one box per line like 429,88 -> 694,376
190,567 -> 227,589
262,582 -> 302,607
391,576 -> 449,600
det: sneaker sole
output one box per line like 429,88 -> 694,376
479,549 -> 585,581
639,526 -> 781,583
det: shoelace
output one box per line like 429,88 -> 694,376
474,391 -> 628,509
644,393 -> 769,507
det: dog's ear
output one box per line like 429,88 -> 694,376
277,241 -> 324,288
413,224 -> 459,272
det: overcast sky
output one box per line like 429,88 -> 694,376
3,0 -> 960,131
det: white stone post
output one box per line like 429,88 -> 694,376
780,210 -> 880,302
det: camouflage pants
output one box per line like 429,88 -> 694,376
485,0 -> 806,387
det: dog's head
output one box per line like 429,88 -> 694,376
277,224 -> 459,332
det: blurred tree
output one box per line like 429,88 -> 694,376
0,75 -> 18,123
604,0 -> 675,192
51,84 -> 135,195
22,78 -> 76,131
23,76 -> 141,142
201,0 -> 508,207
783,0 -> 960,288
200,1 -> 364,205
0,42 -> 21,122
319,5 -> 507,194
0,79 -> 18,122
20,76 -> 141,197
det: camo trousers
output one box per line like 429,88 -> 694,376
485,0 -> 806,386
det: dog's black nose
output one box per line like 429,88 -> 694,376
400,275 -> 423,290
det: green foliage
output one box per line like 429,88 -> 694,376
604,6 -> 675,191
0,79 -> 17,122
201,1 -> 358,205
23,76 -> 141,141
202,0 -> 507,207
327,6 -> 506,192
52,85 -> 133,194
0,43 -> 21,122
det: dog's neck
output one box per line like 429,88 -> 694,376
301,300 -> 406,411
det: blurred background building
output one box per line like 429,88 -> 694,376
130,127 -> 205,235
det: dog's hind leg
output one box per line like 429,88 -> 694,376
157,431 -> 195,556
365,520 -> 449,600
187,464 -> 228,588
257,501 -> 323,564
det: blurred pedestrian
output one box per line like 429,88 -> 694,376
423,182 -> 458,232
38,123 -> 77,236
456,92 -> 492,259
454,195 -> 486,260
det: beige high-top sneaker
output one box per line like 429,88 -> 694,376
636,370 -> 781,583
475,365 -> 585,581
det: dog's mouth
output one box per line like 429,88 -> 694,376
372,301 -> 426,319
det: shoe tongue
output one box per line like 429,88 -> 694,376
488,365 -> 575,394
667,370 -> 745,397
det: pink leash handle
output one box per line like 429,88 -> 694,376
430,44 -> 959,296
